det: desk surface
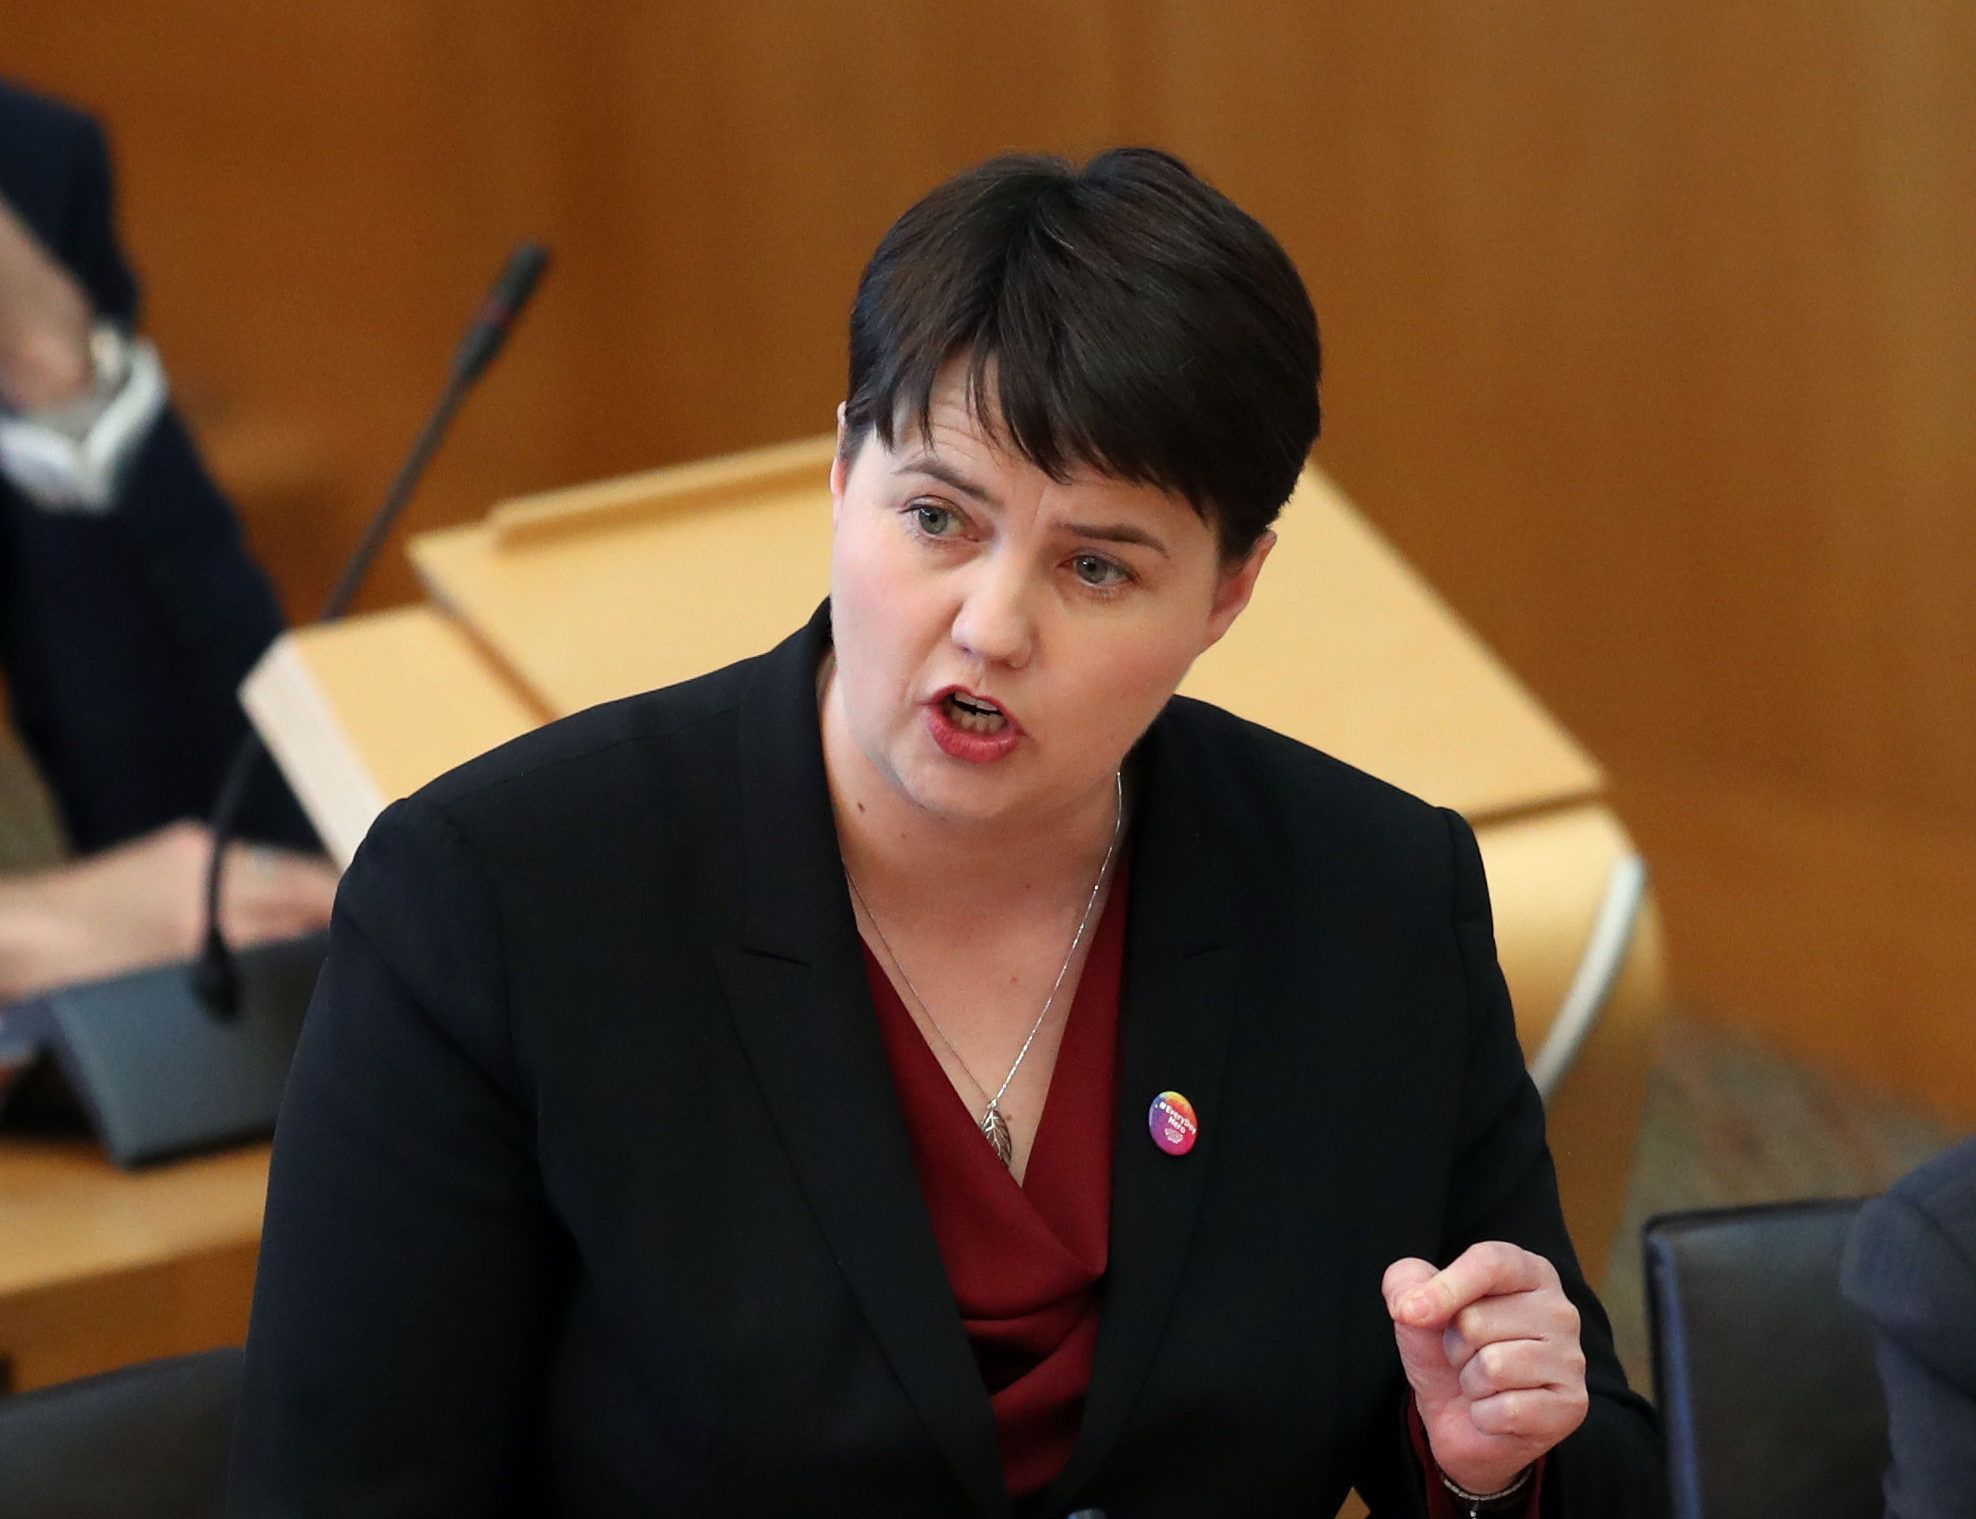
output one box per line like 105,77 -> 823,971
0,1137 -> 268,1300
0,1137 -> 269,1390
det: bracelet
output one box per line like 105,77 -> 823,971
1442,1463 -> 1534,1515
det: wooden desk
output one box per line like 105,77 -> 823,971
0,1138 -> 268,1393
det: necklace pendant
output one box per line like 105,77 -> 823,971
980,1102 -> 1015,1167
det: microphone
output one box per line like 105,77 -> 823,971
193,242 -> 551,1016
452,242 -> 550,387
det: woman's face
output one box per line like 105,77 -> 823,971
825,374 -> 1273,834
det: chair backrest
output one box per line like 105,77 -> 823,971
0,1347 -> 242,1519
1643,1200 -> 1888,1519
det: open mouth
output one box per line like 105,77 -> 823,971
942,690 -> 1009,735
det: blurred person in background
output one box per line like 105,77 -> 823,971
0,79 -> 335,1000
1845,1134 -> 1976,1519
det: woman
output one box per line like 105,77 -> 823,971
230,150 -> 1663,1516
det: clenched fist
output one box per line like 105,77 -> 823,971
1384,1240 -> 1589,1497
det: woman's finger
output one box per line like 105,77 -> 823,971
1442,1286 -> 1581,1366
1456,1335 -> 1586,1402
1392,1240 -> 1554,1330
1466,1382 -> 1590,1443
1381,1256 -> 1440,1320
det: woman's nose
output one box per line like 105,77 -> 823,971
950,563 -> 1035,669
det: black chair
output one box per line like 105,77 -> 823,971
0,1347 -> 241,1519
1643,1200 -> 1888,1519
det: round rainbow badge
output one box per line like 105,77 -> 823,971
1148,1091 -> 1199,1156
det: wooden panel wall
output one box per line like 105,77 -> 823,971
1151,2 -> 1976,1124
8,2 -> 1974,1121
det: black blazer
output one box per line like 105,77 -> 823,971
231,603 -> 1662,1518
0,79 -> 310,849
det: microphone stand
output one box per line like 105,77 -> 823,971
194,243 -> 549,1017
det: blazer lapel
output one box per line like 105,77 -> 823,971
1042,708 -> 1240,1508
712,607 -> 1009,1519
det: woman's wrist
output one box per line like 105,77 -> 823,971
1441,1462 -> 1535,1513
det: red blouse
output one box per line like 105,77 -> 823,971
863,871 -> 1540,1513
863,872 -> 1127,1499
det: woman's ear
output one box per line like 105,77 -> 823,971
1202,530 -> 1277,651
830,405 -> 850,524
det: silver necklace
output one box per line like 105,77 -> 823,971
846,772 -> 1125,1167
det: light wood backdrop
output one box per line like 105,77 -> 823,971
9,1 -> 1974,1123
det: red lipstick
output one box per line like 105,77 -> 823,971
925,685 -> 1023,764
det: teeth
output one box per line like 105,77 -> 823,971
945,693 -> 1007,734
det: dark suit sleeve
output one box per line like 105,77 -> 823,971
36,106 -> 138,322
230,795 -> 563,1516
1842,1159 -> 1976,1519
1382,810 -> 1665,1517
0,83 -> 135,321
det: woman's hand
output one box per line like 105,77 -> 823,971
1383,1241 -> 1589,1497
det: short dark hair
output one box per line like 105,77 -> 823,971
842,148 -> 1321,560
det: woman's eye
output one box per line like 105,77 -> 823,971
1072,553 -> 1129,588
912,503 -> 961,537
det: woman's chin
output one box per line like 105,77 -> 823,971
899,773 -> 1020,828
882,747 -> 1034,828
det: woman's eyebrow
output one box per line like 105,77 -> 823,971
1059,520 -> 1170,557
897,456 -> 1000,505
